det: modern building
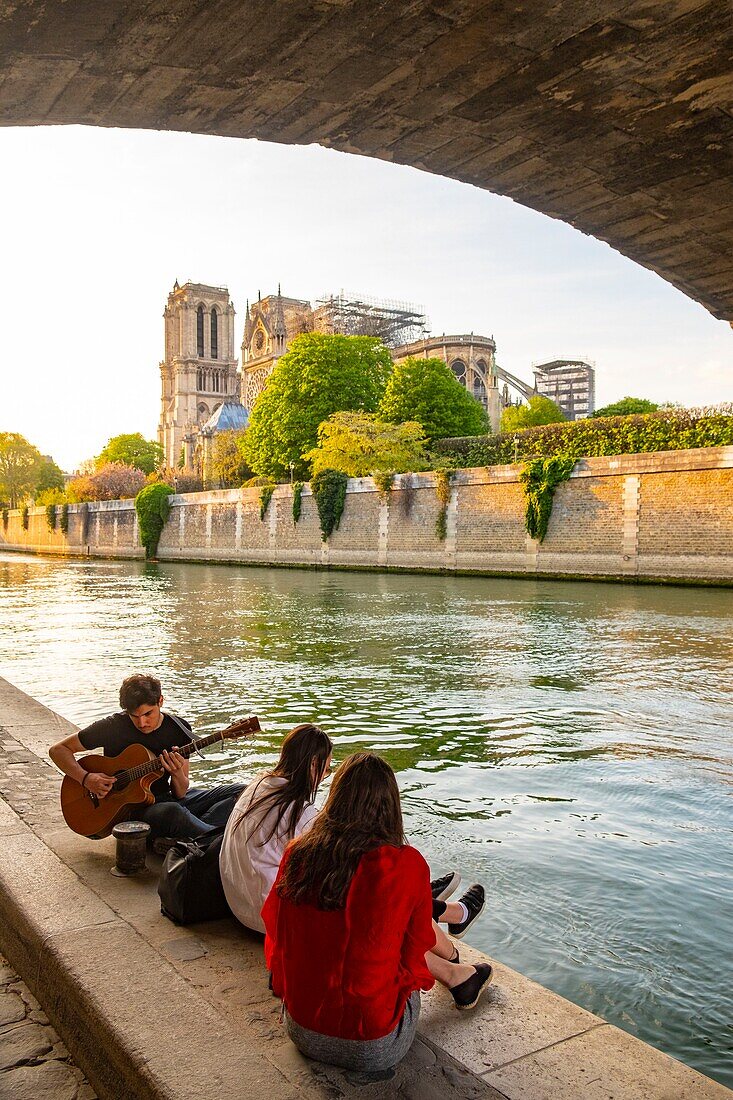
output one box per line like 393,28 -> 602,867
532,359 -> 596,420
158,281 -> 239,469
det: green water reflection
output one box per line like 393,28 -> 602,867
0,553 -> 731,1086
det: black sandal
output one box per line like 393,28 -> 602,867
450,963 -> 493,1010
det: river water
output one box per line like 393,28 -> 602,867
1,552 -> 731,1086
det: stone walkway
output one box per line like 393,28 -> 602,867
0,953 -> 96,1100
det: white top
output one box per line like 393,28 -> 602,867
219,774 -> 319,933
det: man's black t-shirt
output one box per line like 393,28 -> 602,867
78,712 -> 193,801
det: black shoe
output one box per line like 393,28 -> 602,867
447,884 -> 485,939
450,963 -> 493,1011
431,871 -> 461,902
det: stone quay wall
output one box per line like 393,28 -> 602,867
2,446 -> 732,584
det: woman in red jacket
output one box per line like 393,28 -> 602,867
262,752 -> 492,1075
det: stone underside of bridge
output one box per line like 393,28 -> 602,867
1,0 -> 731,321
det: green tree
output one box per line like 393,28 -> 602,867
303,412 -> 428,478
96,433 -> 163,474
34,456 -> 65,499
208,430 -> 254,488
500,396 -> 565,432
245,333 -> 393,479
0,433 -> 44,508
379,357 -> 488,441
592,396 -> 659,418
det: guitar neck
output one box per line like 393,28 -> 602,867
130,732 -> 223,782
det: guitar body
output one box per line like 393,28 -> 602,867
61,743 -> 161,839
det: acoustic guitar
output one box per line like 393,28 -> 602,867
60,715 -> 261,839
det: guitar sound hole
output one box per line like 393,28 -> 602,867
112,773 -> 130,793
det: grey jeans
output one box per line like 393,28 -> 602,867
286,990 -> 420,1073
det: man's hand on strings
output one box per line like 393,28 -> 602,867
84,772 -> 115,798
160,748 -> 187,776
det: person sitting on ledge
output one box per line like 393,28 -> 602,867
220,722 -> 333,933
49,673 -> 245,849
263,752 -> 493,1080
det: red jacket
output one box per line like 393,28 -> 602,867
263,843 -> 436,1040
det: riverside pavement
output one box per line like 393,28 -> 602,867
0,676 -> 729,1100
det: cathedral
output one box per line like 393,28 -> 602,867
159,281 -> 536,474
158,281 -> 245,470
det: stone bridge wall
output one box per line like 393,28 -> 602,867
2,447 -> 732,584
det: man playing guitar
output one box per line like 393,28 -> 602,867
49,673 -> 244,847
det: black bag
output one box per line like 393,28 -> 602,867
157,826 -> 233,925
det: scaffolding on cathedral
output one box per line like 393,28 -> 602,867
315,291 -> 429,348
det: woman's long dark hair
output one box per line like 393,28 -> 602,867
233,723 -> 332,844
277,752 -> 404,910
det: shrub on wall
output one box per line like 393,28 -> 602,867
20,505 -> 29,530
259,483 -> 275,521
59,503 -> 69,535
135,482 -> 174,559
433,409 -> 733,468
45,503 -> 57,531
1,508 -> 8,530
373,471 -> 394,501
434,467 -> 455,541
292,481 -> 304,525
311,469 -> 348,541
520,456 -> 576,543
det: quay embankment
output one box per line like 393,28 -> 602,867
2,446 -> 733,586
0,677 -> 730,1100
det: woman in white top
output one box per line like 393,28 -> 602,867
220,723 -> 333,933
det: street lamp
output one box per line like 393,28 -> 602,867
289,462 -> 295,484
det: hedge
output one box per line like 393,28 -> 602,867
433,410 -> 733,468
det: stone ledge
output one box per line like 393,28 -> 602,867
0,677 -> 730,1100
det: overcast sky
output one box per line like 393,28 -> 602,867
1,125 -> 731,471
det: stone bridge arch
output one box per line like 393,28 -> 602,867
1,1 -> 731,321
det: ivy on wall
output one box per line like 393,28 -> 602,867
311,469 -> 348,541
135,483 -> 174,559
373,471 -> 394,501
292,482 -> 304,525
434,467 -> 455,541
59,504 -> 69,535
20,506 -> 29,531
259,483 -> 275,521
520,456 -> 576,543
1,508 -> 8,530
46,503 -> 57,531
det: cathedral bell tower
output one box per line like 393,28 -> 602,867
158,282 -> 238,469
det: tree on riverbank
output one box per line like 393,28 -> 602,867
592,396 -> 658,418
303,411 -> 428,478
0,433 -> 44,508
244,333 -> 393,480
96,433 -> 163,475
500,395 -> 565,432
209,430 -> 253,487
379,357 -> 488,441
67,462 -> 146,502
